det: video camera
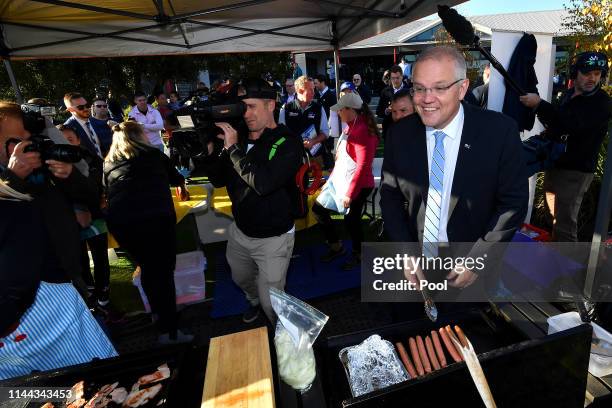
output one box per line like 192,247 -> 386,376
19,103 -> 82,163
172,82 -> 246,159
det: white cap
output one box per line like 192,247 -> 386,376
331,92 -> 363,111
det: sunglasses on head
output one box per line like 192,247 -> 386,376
75,104 -> 89,111
94,104 -> 108,108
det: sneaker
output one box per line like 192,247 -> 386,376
97,287 -> 110,307
242,305 -> 261,323
158,329 -> 194,345
320,246 -> 346,263
342,253 -> 361,270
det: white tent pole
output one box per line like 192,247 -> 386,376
333,47 -> 340,96
584,127 -> 612,299
3,59 -> 23,104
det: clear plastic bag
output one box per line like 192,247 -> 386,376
270,287 -> 329,392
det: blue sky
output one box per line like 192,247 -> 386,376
452,0 -> 567,16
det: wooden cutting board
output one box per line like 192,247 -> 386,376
202,326 -> 275,408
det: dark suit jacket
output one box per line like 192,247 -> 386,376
380,102 -> 528,267
356,84 -> 372,105
64,116 -> 99,157
316,88 -> 337,119
376,85 -> 405,138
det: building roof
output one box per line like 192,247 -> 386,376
345,9 -> 571,49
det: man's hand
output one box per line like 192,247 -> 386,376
177,184 -> 190,201
404,257 -> 426,288
74,209 -> 92,228
215,122 -> 238,148
7,141 -> 42,179
303,139 -> 314,149
342,196 -> 351,209
446,266 -> 478,289
519,93 -> 541,109
46,160 -> 73,179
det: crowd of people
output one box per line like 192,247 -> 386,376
0,46 -> 609,380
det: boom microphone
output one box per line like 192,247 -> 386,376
437,5 -> 476,46
437,5 -> 526,95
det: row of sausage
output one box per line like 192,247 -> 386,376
395,325 -> 469,378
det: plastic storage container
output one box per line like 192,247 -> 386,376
133,250 -> 206,312
547,311 -> 612,377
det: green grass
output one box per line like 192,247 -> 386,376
109,216 -> 380,314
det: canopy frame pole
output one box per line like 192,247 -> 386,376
173,0 -> 275,20
167,0 -> 190,46
3,58 -> 23,104
331,19 -> 340,96
186,18 -> 331,43
29,0 -> 155,20
188,19 -> 329,47
584,127 -> 612,299
3,21 -> 187,52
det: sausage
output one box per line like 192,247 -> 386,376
431,330 -> 447,367
395,342 -> 418,378
439,327 -> 463,362
416,335 -> 431,373
445,325 -> 465,359
408,337 -> 424,376
454,325 -> 469,348
425,336 -> 441,371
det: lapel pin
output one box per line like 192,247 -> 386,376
464,144 -> 471,149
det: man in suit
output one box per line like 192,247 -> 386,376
376,65 -> 407,139
352,73 -> 372,105
380,46 -> 528,293
64,92 -> 103,158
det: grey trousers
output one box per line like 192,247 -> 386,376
226,222 -> 295,322
543,168 -> 594,242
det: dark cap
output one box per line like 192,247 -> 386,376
575,51 -> 608,75
240,78 -> 277,100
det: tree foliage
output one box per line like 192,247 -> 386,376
563,0 -> 612,73
0,52 -> 291,104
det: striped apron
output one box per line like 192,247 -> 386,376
0,282 -> 118,380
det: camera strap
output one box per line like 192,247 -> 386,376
268,137 -> 287,160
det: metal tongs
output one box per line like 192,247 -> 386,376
446,326 -> 497,408
421,286 -> 438,322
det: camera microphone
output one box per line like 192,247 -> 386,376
437,5 -> 477,46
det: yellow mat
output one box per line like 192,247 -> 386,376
212,186 -> 319,231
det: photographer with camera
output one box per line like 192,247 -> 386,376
520,51 -> 611,242
202,79 -> 303,324
0,101 -> 96,298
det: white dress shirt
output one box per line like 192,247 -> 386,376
425,104 -> 464,243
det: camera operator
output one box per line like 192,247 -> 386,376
520,52 -> 612,242
0,101 -> 95,297
202,79 -> 303,324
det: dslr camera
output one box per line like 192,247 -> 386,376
20,103 -> 82,163
172,82 -> 246,159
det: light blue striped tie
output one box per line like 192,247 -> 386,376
423,130 -> 446,258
